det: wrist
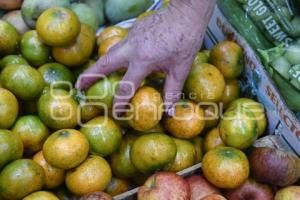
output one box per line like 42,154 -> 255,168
170,0 -> 216,19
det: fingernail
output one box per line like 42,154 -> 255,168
166,106 -> 175,118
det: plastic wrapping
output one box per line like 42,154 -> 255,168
218,0 -> 273,50
219,0 -> 300,48
259,42 -> 300,112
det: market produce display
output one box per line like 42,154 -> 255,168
0,0 -> 299,200
259,43 -> 300,112
137,166 -> 300,200
218,0 -> 300,114
219,0 -> 300,48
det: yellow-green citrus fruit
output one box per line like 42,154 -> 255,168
0,159 -> 45,199
0,64 -> 44,100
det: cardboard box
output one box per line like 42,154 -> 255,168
96,3 -> 300,200
204,6 -> 300,156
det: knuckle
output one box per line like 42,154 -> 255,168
100,54 -> 111,67
117,83 -> 133,96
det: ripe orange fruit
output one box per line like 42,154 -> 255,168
98,36 -> 124,56
127,86 -> 163,132
38,62 -> 75,90
33,151 -> 65,189
185,63 -> 225,102
37,89 -> 78,130
192,51 -> 209,67
164,138 -> 196,172
20,30 -> 50,67
23,191 -> 59,200
80,116 -> 122,157
0,159 -> 45,199
221,79 -> 240,109
130,133 -> 177,174
109,134 -> 139,179
0,64 -> 44,100
228,98 -> 267,137
86,72 -> 122,110
12,115 -> 49,155
202,147 -> 249,189
36,7 -> 81,47
0,130 -> 23,169
97,26 -> 128,46
65,155 -> 112,196
210,41 -> 243,79
52,24 -> 96,67
43,129 -> 89,169
203,127 -> 225,153
0,88 -> 18,129
220,107 -> 258,149
79,103 -> 102,123
163,100 -> 205,139
0,20 -> 19,57
134,123 -> 165,134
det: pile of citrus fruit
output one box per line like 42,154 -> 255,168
0,1 -> 289,200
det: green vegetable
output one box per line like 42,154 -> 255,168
105,0 -> 153,24
291,79 -> 300,90
239,0 -> 293,45
290,16 -> 300,37
278,6 -> 292,20
258,44 -> 285,64
284,44 -> 300,65
271,56 -> 291,80
273,73 -> 300,111
289,65 -> 300,90
259,44 -> 300,112
218,0 -> 272,50
264,0 -> 294,33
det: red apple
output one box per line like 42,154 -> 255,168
225,178 -> 273,200
81,192 -> 113,200
138,172 -> 190,200
202,194 -> 227,200
0,0 -> 22,10
274,186 -> 300,200
186,175 -> 221,200
249,147 -> 300,187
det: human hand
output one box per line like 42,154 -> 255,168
75,0 -> 216,115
